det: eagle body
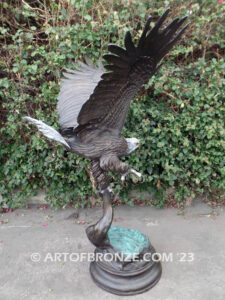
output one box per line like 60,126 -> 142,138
65,131 -> 128,160
24,9 -> 188,190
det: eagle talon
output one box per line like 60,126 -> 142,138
121,168 -> 142,182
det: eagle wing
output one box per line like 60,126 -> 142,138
57,57 -> 104,131
75,9 -> 188,135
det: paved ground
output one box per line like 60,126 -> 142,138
0,201 -> 224,300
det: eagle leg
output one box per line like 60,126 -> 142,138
100,155 -> 130,174
99,155 -> 142,182
90,160 -> 110,191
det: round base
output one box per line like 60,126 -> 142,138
89,250 -> 162,296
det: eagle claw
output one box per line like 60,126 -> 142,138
121,168 -> 142,182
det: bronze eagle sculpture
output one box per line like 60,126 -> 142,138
24,9 -> 188,192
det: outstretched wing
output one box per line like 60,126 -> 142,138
57,57 -> 104,131
76,9 -> 188,135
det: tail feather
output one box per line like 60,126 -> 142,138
23,116 -> 70,149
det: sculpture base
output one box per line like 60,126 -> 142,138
89,226 -> 162,295
90,254 -> 161,295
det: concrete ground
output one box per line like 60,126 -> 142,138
0,201 -> 224,300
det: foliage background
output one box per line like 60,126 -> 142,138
0,0 -> 224,208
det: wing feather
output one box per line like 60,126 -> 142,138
76,9 -> 188,134
57,58 -> 104,130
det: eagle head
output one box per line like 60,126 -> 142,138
125,137 -> 140,154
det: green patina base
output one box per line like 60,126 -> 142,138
107,225 -> 150,259
90,225 -> 161,295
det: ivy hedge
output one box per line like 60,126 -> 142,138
0,0 -> 224,208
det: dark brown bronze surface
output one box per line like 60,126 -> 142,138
24,8 -> 188,296
24,8 -> 188,186
85,188 -> 113,248
85,186 -> 162,295
90,246 -> 162,296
